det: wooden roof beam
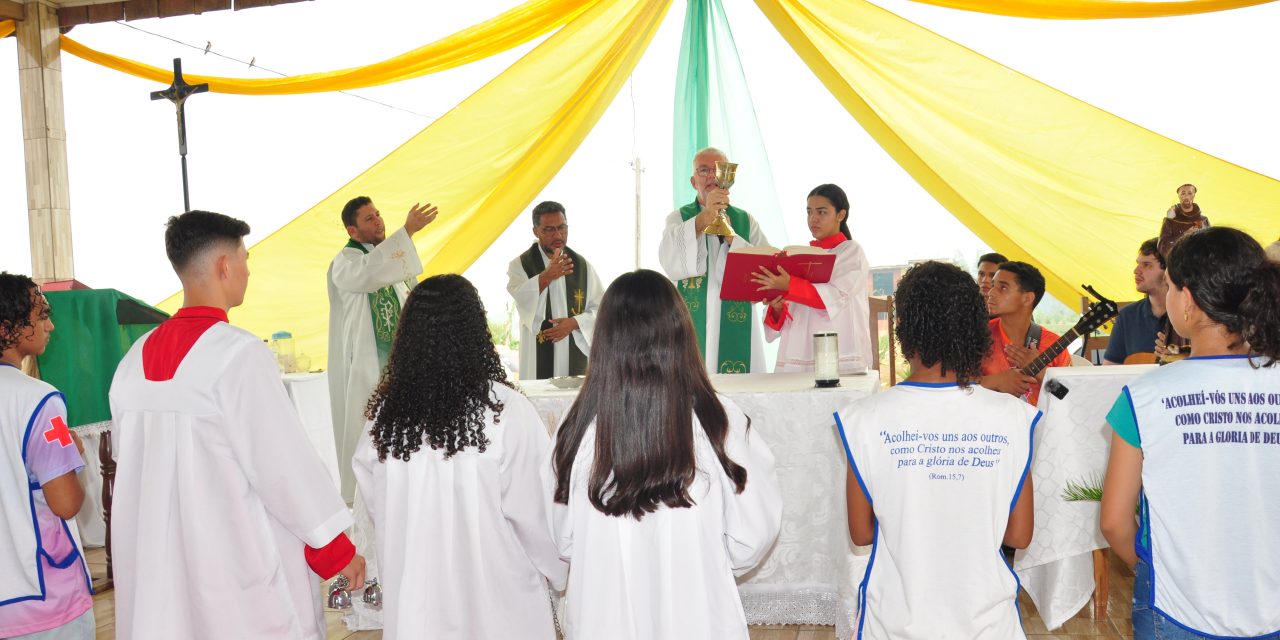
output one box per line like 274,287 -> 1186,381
0,0 -> 24,21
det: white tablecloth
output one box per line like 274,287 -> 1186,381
1014,365 -> 1156,629
522,371 -> 879,639
281,372 -> 342,491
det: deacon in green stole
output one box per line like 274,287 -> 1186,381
505,202 -> 603,381
328,195 -> 434,500
658,148 -> 771,374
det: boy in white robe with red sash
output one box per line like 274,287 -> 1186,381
110,211 -> 365,639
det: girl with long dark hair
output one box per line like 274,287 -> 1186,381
1101,227 -> 1280,639
751,183 -> 873,373
545,269 -> 781,639
352,274 -> 566,640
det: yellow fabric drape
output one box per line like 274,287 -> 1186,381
756,0 -> 1280,307
906,0 -> 1275,19
157,0 -> 671,366
1,20 -> 15,39
58,0 -> 597,95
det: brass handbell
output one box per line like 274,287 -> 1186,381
702,160 -> 739,239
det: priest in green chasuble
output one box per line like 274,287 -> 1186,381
506,201 -> 602,380
327,195 -> 436,501
659,147 -> 770,374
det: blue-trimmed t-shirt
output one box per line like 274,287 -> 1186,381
1107,389 -> 1141,448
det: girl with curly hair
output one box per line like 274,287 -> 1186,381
545,269 -> 781,639
352,274 -> 566,640
0,273 -> 94,639
1102,227 -> 1280,639
835,261 -> 1038,639
753,183 -> 873,373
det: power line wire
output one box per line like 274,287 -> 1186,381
112,21 -> 438,120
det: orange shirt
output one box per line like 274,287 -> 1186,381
981,317 -> 1072,406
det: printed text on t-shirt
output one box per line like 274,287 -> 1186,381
880,429 -> 1009,477
1161,390 -> 1280,446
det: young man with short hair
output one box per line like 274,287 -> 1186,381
975,251 -> 1007,300
110,211 -> 365,638
980,261 -> 1071,405
1103,238 -> 1167,365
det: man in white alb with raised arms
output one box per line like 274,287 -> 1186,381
110,211 -> 365,639
659,147 -> 770,374
328,195 -> 437,500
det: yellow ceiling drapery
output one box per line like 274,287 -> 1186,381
756,0 -> 1280,307
906,0 -> 1276,19
156,0 -> 671,365
57,0 -> 598,95
1,20 -> 15,39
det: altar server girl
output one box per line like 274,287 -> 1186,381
1102,226 -> 1280,639
353,274 -> 567,640
754,183 -> 872,373
837,261 -> 1037,639
545,269 -> 782,639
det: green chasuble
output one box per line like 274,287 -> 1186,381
345,239 -> 416,367
676,200 -> 753,373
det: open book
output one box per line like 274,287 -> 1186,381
720,245 -> 836,302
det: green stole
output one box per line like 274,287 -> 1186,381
345,239 -> 416,368
676,200 -> 753,373
519,243 -> 590,379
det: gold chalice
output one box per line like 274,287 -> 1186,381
702,161 -> 738,238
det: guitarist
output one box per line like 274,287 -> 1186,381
979,261 -> 1071,405
1103,238 -> 1167,365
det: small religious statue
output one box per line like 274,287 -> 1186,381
1157,182 -> 1210,360
1157,183 -> 1210,258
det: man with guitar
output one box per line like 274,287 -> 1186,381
979,261 -> 1072,405
1103,238 -> 1167,365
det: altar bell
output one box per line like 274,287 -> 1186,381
109,211 -> 365,639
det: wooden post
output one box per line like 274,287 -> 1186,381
1092,548 -> 1110,619
17,0 -> 75,284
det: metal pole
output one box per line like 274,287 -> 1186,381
633,156 -> 643,270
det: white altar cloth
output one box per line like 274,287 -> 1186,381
1014,364 -> 1156,630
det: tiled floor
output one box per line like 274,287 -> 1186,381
85,548 -> 1134,639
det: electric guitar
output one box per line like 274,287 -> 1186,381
1020,286 -> 1119,378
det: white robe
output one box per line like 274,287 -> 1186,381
765,238 -> 873,373
352,383 -> 568,640
542,395 -> 782,639
109,323 -> 353,640
658,208 -> 770,373
327,227 -> 423,501
505,248 -> 602,380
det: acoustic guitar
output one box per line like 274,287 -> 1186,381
1021,295 -> 1119,378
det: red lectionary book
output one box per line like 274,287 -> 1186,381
720,245 -> 836,302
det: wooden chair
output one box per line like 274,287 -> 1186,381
868,295 -> 896,386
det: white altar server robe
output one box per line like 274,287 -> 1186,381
659,209 -> 770,374
353,382 -> 568,640
109,324 -> 353,640
765,238 -> 873,373
543,396 -> 782,639
505,250 -> 603,380
328,227 -> 422,500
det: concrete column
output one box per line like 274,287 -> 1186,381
17,0 -> 74,283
